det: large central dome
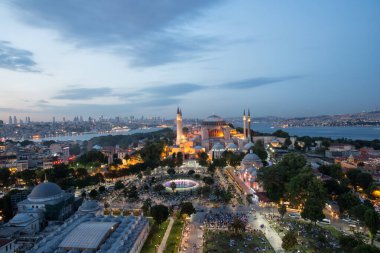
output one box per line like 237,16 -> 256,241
28,182 -> 64,202
202,115 -> 226,126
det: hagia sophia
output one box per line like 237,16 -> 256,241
170,108 -> 266,193
171,108 -> 256,158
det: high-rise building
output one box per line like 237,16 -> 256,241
13,116 -> 17,124
9,116 -> 12,125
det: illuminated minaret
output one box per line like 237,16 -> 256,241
248,109 -> 252,142
243,110 -> 247,139
176,108 -> 183,145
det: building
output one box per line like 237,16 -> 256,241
172,109 -> 256,158
1,180 -> 79,237
241,150 -> 263,169
28,200 -> 149,253
0,239 -> 17,253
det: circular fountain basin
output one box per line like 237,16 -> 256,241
163,179 -> 200,191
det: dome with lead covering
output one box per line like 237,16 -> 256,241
242,150 -> 261,163
28,182 -> 64,202
202,115 -> 226,126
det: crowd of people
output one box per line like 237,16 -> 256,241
204,211 -> 249,229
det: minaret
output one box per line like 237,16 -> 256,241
248,109 -> 252,142
243,109 -> 247,139
176,108 -> 183,145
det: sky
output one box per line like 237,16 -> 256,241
0,0 -> 379,121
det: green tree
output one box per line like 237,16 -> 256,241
153,184 -> 165,193
89,189 -> 98,199
0,168 -> 11,186
170,181 -> 177,192
176,152 -> 184,167
125,185 -> 139,200
357,172 -> 373,190
167,168 -> 176,176
203,176 -> 214,185
349,204 -> 370,222
228,217 -> 247,235
272,130 -> 290,138
198,152 -> 209,167
282,231 -> 298,250
339,235 -> 362,253
364,209 -> 380,245
337,192 -> 361,214
278,204 -> 287,220
318,164 -> 344,180
98,185 -> 106,193
301,196 -> 325,225
353,244 -> 380,253
180,202 -> 196,216
142,198 -> 152,215
252,139 -> 268,161
114,180 -> 125,190
150,205 -> 169,227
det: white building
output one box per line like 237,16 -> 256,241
28,200 -> 149,253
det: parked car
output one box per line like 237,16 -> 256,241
317,218 -> 331,225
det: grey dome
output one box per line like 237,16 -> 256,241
28,182 -> 63,201
243,142 -> 255,151
79,200 -> 100,213
226,143 -> 238,150
202,115 -> 226,126
211,142 -> 225,151
243,151 -> 261,162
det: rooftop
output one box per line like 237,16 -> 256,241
59,222 -> 118,250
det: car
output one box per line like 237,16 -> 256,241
288,213 -> 300,219
317,218 -> 331,225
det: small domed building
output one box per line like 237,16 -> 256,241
241,150 -> 263,169
3,180 -> 79,235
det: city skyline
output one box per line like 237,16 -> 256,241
1,0 -> 380,121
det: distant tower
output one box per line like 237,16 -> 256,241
248,109 -> 252,142
13,116 -> 17,124
176,108 -> 183,145
243,110 -> 247,139
53,116 -> 56,124
8,116 -> 12,125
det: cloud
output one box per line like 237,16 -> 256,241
10,0 -> 222,67
137,97 -> 181,107
53,87 -> 112,100
218,76 -> 302,89
142,83 -> 204,96
0,41 -> 39,72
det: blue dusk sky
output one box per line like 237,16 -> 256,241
0,0 -> 379,121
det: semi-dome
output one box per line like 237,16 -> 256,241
9,213 -> 34,225
28,182 -> 64,202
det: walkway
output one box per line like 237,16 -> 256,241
157,217 -> 174,253
250,211 -> 284,253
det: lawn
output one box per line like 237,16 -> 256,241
204,230 -> 275,253
164,219 -> 184,253
141,219 -> 170,253
269,218 -> 342,253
